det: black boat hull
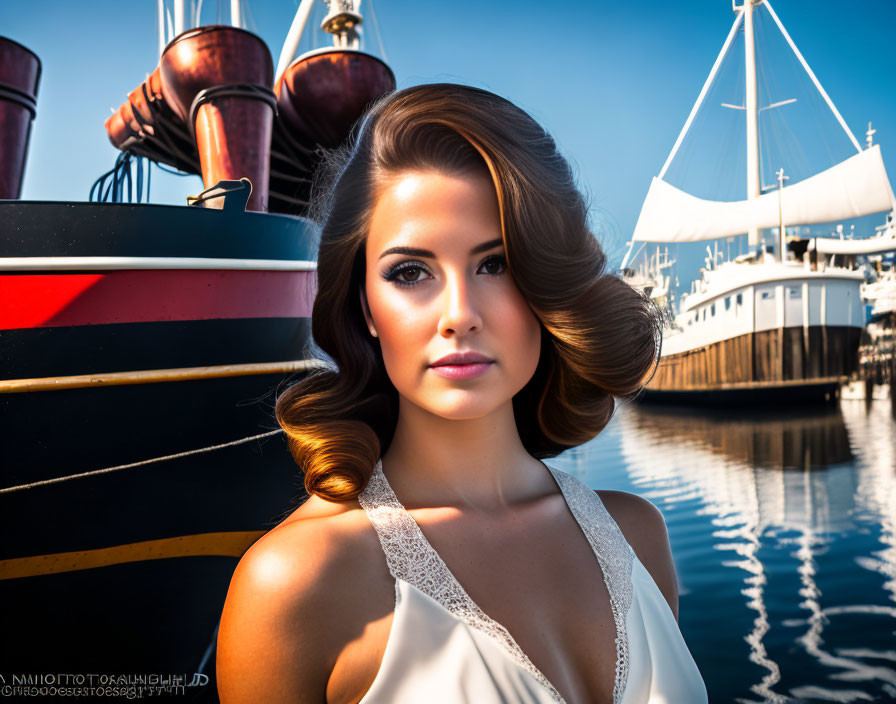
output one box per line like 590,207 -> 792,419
1,201 -> 318,700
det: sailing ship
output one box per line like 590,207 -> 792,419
0,0 -> 391,694
622,0 -> 896,403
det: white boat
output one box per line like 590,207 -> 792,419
622,0 -> 896,403
810,211 -> 896,260
865,267 -> 896,319
855,216 -> 896,318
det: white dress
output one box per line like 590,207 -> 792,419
355,459 -> 708,703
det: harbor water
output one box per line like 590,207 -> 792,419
548,397 -> 896,704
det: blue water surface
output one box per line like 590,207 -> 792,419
549,397 -> 896,704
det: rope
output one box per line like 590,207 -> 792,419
367,0 -> 388,64
197,622 -> 220,677
89,151 -> 153,204
0,428 -> 286,495
154,161 -> 196,176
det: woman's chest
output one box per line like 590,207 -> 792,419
424,507 -> 621,702
329,502 -> 621,704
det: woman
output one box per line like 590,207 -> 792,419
217,83 -> 708,703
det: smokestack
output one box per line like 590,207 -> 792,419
0,37 -> 41,199
160,26 -> 276,212
275,49 -> 394,150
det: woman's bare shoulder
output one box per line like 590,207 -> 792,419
216,495 -> 387,703
277,492 -> 362,525
595,489 -> 679,621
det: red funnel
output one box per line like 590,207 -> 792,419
104,67 -> 200,175
275,48 -> 394,149
160,25 -> 275,212
0,37 -> 41,199
128,67 -> 162,126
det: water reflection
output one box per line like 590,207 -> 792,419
557,399 -> 896,703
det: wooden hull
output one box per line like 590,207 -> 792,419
645,325 -> 862,402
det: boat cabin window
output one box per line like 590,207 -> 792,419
736,292 -> 743,306
711,303 -> 715,316
725,296 -> 731,311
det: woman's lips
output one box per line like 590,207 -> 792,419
428,362 -> 494,379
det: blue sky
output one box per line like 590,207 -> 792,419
4,0 -> 895,279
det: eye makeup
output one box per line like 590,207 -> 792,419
382,254 -> 508,289
382,260 -> 429,288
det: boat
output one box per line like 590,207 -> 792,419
621,0 -> 896,404
817,213 -> 896,396
863,261 -> 896,320
0,0 -> 393,696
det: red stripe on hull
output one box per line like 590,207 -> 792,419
1,269 -> 317,330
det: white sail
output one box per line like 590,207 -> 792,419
632,145 -> 896,244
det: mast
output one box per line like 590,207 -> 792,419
744,0 -> 761,248
866,122 -> 876,148
776,167 -> 788,262
626,0 -> 894,264
174,0 -> 186,36
321,1 -> 363,50
276,0 -> 317,85
157,0 -> 166,58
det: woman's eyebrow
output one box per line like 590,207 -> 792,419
378,238 -> 503,260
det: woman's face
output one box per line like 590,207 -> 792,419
361,168 -> 542,421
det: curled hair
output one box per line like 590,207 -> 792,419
275,83 -> 662,502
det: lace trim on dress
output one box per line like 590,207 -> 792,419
357,459 -> 634,704
547,468 -> 635,703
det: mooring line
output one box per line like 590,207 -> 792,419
0,428 -> 286,495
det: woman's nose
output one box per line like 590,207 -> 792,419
438,271 -> 483,337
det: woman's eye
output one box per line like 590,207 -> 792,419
480,254 -> 507,276
383,254 -> 506,289
398,266 -> 425,283
384,262 -> 430,288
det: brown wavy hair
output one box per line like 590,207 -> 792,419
275,83 -> 662,502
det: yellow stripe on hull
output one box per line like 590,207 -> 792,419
0,531 -> 266,580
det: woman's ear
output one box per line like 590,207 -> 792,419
359,286 -> 378,337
